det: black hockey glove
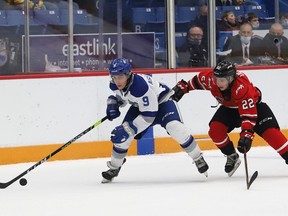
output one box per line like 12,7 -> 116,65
237,130 -> 254,153
171,79 -> 189,102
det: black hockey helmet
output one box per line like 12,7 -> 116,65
213,61 -> 236,78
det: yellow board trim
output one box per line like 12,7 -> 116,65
0,130 -> 287,165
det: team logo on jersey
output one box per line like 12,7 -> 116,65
235,84 -> 244,95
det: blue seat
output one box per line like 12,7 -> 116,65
74,23 -> 99,34
175,21 -> 190,32
0,10 -> 6,25
45,24 -> 68,34
222,5 -> 245,17
6,10 -> 26,25
176,6 -> 199,22
56,1 -> 79,10
60,9 -> 89,25
132,7 -> 157,24
155,32 -> 166,52
175,32 -> 186,48
176,0 -> 200,6
129,0 -> 151,7
217,31 -> 233,51
244,5 -> 268,19
145,21 -> 165,32
132,7 -> 156,32
155,7 -> 165,22
215,6 -> 223,20
33,9 -> 61,25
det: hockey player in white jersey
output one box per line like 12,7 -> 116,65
102,58 -> 209,183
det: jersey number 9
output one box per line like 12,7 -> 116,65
142,96 -> 149,106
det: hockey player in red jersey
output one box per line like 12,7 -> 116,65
172,60 -> 288,176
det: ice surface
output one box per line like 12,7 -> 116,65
0,146 -> 287,216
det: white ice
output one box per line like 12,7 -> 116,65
0,146 -> 287,216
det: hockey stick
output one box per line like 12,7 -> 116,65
243,147 -> 258,190
0,116 -> 108,189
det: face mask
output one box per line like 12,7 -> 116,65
188,39 -> 201,46
252,23 -> 259,29
240,36 -> 251,44
281,20 -> 288,26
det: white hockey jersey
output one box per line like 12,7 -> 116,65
109,73 -> 173,134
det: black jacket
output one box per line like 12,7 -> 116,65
262,33 -> 288,59
221,34 -> 264,65
177,42 -> 208,67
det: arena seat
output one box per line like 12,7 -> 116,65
176,6 -> 199,22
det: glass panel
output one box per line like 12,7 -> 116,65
175,2 -> 209,68
129,0 -> 165,68
1,0 -> 287,76
215,0 -> 288,66
0,1 -> 25,75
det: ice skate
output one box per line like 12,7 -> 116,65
193,153 -> 209,177
101,158 -> 126,183
225,152 -> 241,177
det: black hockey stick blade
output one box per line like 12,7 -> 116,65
243,146 -> 258,190
0,116 -> 108,189
247,171 -> 258,190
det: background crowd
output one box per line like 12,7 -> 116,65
0,0 -> 288,74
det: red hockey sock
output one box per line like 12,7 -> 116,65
262,128 -> 288,155
209,121 -> 230,148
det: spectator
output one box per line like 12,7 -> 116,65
247,12 -> 260,29
219,10 -> 240,31
262,23 -> 288,61
232,0 -> 259,6
4,0 -> 35,10
177,25 -> 208,67
192,4 -> 208,48
280,13 -> 288,28
221,22 -> 264,65
216,0 -> 232,6
4,0 -> 57,10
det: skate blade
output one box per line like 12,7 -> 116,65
228,158 -> 241,177
101,178 -> 113,184
203,171 -> 208,178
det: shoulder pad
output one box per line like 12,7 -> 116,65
129,74 -> 149,97
109,82 -> 118,91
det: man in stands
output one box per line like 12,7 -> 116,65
220,22 -> 264,65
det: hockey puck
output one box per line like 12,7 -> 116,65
19,178 -> 27,186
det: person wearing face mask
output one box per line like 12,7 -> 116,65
220,22 -> 264,65
177,25 -> 208,67
262,23 -> 288,62
247,12 -> 260,29
280,14 -> 288,28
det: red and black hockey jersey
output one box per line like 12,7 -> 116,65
187,70 -> 261,132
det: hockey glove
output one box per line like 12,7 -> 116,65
106,95 -> 121,121
171,79 -> 189,102
237,130 -> 254,153
111,121 -> 138,144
